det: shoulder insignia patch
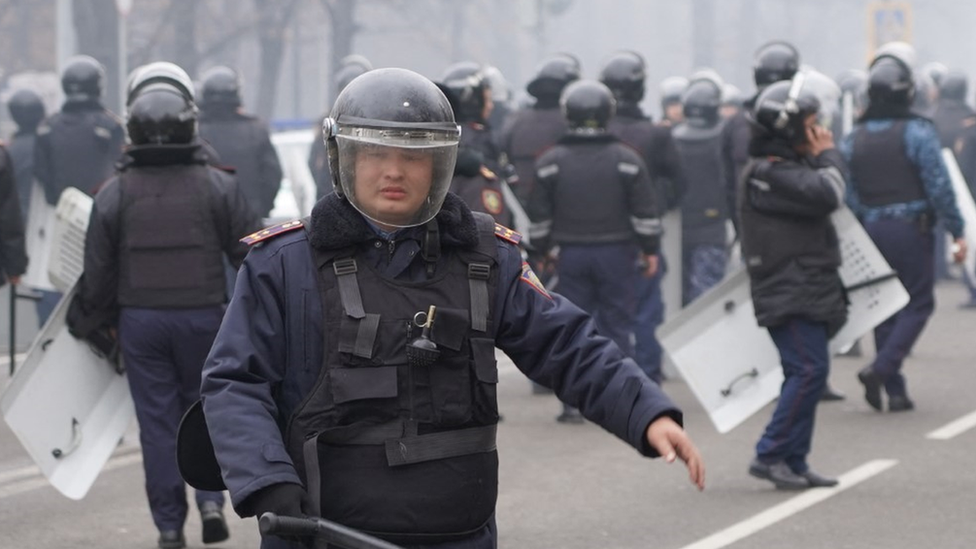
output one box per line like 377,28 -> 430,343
520,261 -> 552,299
482,189 -> 504,215
240,219 -> 304,246
494,223 -> 522,245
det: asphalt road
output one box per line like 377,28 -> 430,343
2,281 -> 975,549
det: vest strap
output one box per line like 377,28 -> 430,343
303,435 -> 322,517
353,313 -> 380,358
384,424 -> 497,467
334,258 -> 366,319
468,263 -> 491,332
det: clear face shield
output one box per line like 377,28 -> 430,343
325,116 -> 460,228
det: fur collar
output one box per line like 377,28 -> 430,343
308,192 -> 480,251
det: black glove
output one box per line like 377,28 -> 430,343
244,483 -> 310,519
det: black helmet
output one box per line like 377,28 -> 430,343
751,73 -> 821,145
440,61 -> 489,123
560,80 -> 615,131
322,68 -> 460,228
335,64 -> 370,96
939,70 -> 968,102
599,50 -> 646,104
753,41 -> 800,87
867,55 -> 915,109
527,54 -> 581,100
201,66 -> 241,107
682,78 -> 722,126
126,83 -> 198,146
8,89 -> 46,131
126,62 -> 195,107
61,55 -> 104,104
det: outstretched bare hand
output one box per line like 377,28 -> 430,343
645,416 -> 705,490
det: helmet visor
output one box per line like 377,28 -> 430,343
334,122 -> 459,228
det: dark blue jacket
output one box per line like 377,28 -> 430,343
201,194 -> 682,529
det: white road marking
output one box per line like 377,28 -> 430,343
677,459 -> 899,549
926,409 -> 976,440
0,450 -> 142,500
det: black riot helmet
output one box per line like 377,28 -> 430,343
201,66 -> 242,108
753,41 -> 800,88
939,70 -> 968,102
867,55 -> 915,109
126,62 -> 195,108
8,89 -> 46,132
751,73 -> 821,145
599,50 -> 646,104
527,54 -> 581,101
126,83 -> 198,146
322,68 -> 460,228
560,80 -> 616,132
682,77 -> 722,126
61,55 -> 105,104
440,61 -> 490,123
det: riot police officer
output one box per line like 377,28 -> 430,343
600,50 -> 684,384
659,76 -> 688,126
740,74 -> 847,490
198,66 -> 283,219
840,53 -> 966,412
673,76 -> 732,305
68,68 -> 260,549
200,68 -> 703,549
529,80 -> 663,422
440,61 -> 505,172
499,53 -> 580,206
7,89 -> 45,218
34,55 -> 124,203
932,70 -> 975,152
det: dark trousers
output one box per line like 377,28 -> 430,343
755,317 -> 829,474
556,242 -> 639,356
634,255 -> 666,383
119,306 -> 226,533
865,219 -> 935,397
262,517 -> 497,549
682,243 -> 728,306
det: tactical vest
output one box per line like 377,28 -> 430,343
673,123 -> 729,246
287,214 -> 501,544
849,120 -> 927,207
117,164 -> 227,308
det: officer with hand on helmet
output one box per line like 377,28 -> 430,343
200,68 -> 704,549
529,80 -> 664,424
68,62 -> 260,549
198,66 -> 283,219
840,52 -> 966,413
739,72 -> 848,491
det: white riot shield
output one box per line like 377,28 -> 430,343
940,149 -> 976,283
48,187 -> 94,292
21,180 -> 57,291
659,207 -> 909,433
1,282 -> 134,500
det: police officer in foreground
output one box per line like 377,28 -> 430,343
739,73 -> 847,490
200,68 -> 704,549
34,55 -> 125,203
529,80 -> 663,423
67,67 -> 260,549
499,53 -> 580,206
840,53 -> 966,413
198,65 -> 283,219
600,50 -> 684,384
